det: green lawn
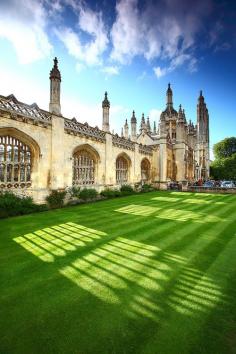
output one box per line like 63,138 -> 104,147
1,191 -> 236,354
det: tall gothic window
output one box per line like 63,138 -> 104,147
141,159 -> 150,182
116,156 -> 128,184
0,136 -> 32,186
73,150 -> 95,185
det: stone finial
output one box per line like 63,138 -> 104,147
102,91 -> 110,108
50,57 -> 61,81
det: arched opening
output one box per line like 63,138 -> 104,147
116,153 -> 130,184
0,129 -> 40,188
72,144 -> 99,185
141,158 -> 151,182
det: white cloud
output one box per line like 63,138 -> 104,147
55,2 -> 108,67
153,67 -> 168,79
154,54 -> 198,78
102,66 -> 119,76
110,0 -> 144,64
0,0 -> 52,64
111,0 -> 212,75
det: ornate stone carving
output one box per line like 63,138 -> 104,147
112,135 -> 135,151
64,118 -> 106,142
0,94 -> 51,125
138,144 -> 153,156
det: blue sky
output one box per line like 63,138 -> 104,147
0,0 -> 235,158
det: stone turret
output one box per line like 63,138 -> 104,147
140,113 -> 146,133
130,110 -> 137,141
49,57 -> 61,115
166,83 -> 173,110
124,119 -> 129,139
153,121 -> 157,134
102,91 -> 110,132
177,104 -> 184,123
146,117 -> 151,133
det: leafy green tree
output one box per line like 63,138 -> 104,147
213,137 -> 236,159
211,137 -> 236,180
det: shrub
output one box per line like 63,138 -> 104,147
120,184 -> 135,195
141,183 -> 154,193
100,188 -> 121,198
0,191 -> 47,218
68,186 -> 80,198
46,190 -> 66,209
79,188 -> 98,201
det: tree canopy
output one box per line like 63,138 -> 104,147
211,137 -> 236,180
213,137 -> 236,159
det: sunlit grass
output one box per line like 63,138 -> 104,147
1,190 -> 236,354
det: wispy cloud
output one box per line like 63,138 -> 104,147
0,0 -> 52,64
111,0 -> 212,76
154,54 -> 198,78
102,66 -> 119,76
55,1 -> 108,67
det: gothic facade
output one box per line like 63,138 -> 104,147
0,58 -> 209,203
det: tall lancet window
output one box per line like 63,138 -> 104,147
73,150 -> 95,185
0,136 -> 32,186
116,156 -> 128,184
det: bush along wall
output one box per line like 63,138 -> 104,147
0,191 -> 47,218
46,190 -> 66,209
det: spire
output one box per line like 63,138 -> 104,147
102,91 -> 110,108
49,57 -> 61,114
130,110 -> 137,141
131,110 -> 137,123
153,121 -> 157,134
140,113 -> 147,133
198,90 -> 204,103
146,117 -> 151,133
124,118 -> 129,139
50,57 -> 61,81
121,127 -> 124,137
177,104 -> 184,122
166,83 -> 173,109
141,113 -> 145,124
102,91 -> 110,132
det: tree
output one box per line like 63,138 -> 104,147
211,137 -> 236,180
213,137 -> 236,159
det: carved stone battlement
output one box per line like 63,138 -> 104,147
112,134 -> 135,151
64,118 -> 106,142
139,144 -> 153,156
0,94 -> 51,126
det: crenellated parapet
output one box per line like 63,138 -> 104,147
0,94 -> 51,127
112,134 -> 135,151
139,144 -> 153,156
64,118 -> 106,142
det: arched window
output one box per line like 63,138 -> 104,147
141,158 -> 150,182
0,136 -> 32,186
73,149 -> 95,185
116,156 -> 128,184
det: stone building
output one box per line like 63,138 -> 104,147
0,58 -> 209,203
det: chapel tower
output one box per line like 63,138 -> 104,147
196,91 -> 210,179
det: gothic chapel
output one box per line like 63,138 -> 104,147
0,58 -> 209,203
